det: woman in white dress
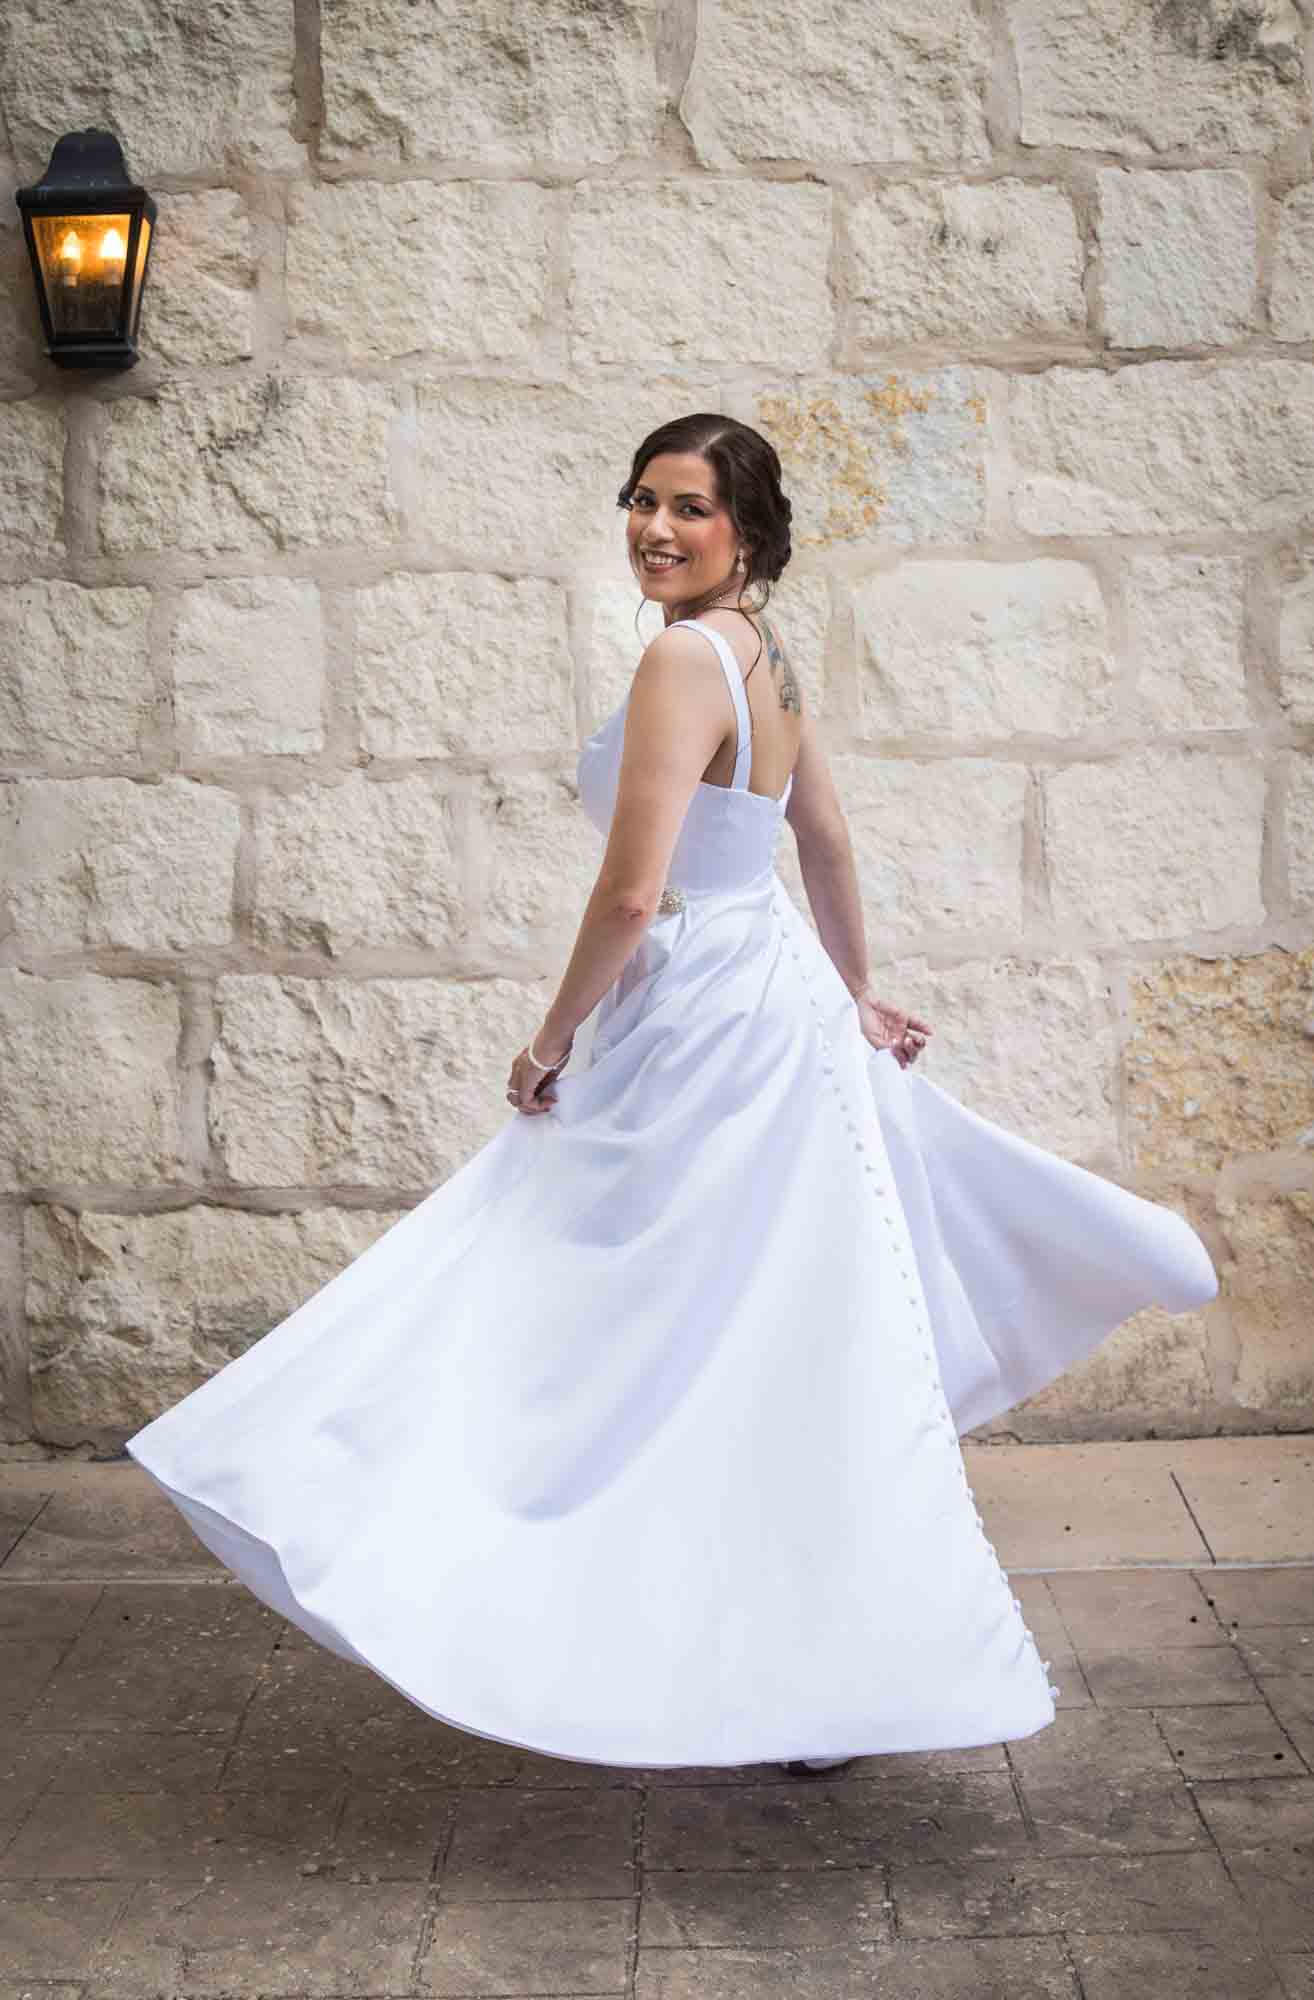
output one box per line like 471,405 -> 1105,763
127,413 -> 1219,1780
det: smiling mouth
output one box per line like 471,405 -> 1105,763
640,552 -> 686,569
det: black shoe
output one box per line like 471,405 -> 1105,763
778,1756 -> 859,1777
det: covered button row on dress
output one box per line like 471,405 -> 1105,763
772,884 -> 1061,1707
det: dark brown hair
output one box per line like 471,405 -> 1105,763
616,413 -> 793,672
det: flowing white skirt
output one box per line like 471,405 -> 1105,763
127,872 -> 1218,1767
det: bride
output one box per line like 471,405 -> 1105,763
127,412 -> 1218,1778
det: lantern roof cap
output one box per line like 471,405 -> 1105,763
16,129 -> 151,208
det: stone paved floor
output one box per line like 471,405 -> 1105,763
3,1439 -> 1314,1997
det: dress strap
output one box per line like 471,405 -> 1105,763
668,619 -> 752,790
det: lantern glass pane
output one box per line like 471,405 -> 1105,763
31,210 -> 133,335
126,214 -> 151,336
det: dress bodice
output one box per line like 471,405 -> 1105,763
576,617 -> 795,896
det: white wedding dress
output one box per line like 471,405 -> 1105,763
126,616 -> 1219,1769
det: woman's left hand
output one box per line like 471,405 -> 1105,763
506,1036 -> 572,1117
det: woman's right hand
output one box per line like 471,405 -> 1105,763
854,992 -> 932,1070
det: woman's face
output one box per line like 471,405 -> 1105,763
626,451 -> 741,611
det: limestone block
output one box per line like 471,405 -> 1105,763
753,372 -> 989,550
414,378 -> 720,564
173,578 -> 324,757
210,974 -> 548,1185
1009,362 -> 1314,536
1279,554 -> 1314,725
0,222 -> 40,396
1098,168 -> 1257,348
855,559 -> 1114,738
1044,748 -> 1265,943
681,0 -> 991,166
878,952 -> 1122,1161
26,1203 -> 405,1438
2,776 -> 239,952
568,180 -> 833,369
288,181 -> 550,364
0,971 -> 183,1189
250,772 -> 463,956
1220,1188 -> 1314,1416
0,0 -> 303,179
1010,0 -> 1306,156
137,191 -> 255,367
319,0 -> 661,166
1126,946 -> 1314,1173
1006,1305 -> 1216,1439
475,770 -> 611,956
846,181 -> 1085,346
832,755 -> 1026,946
1124,554 -> 1249,731
355,572 -> 572,758
0,582 -> 156,765
1272,184 -> 1314,341
100,377 -> 400,556
0,400 -> 64,556
1288,755 -> 1314,910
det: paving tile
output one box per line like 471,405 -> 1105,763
0,1581 -> 101,1640
0,1879 -> 128,1979
1046,1569 -> 1219,1652
0,1786 -> 339,1881
0,1641 -> 65,1719
639,1867 -> 888,1947
963,1443 -> 1209,1568
0,1732 -> 68,1851
1169,1441 -> 1314,1563
1007,1705 -> 1178,1780
1066,1929 -> 1284,1999
88,1874 -> 427,1995
421,1897 -> 632,1996
892,1849 -> 1245,1938
26,1582 -> 277,1733
1156,1703 -> 1306,1779
33,1729 -> 230,1794
634,1936 -> 1077,1998
1227,1847 -> 1314,1950
327,1787 -> 458,1878
1080,1644 -> 1256,1706
642,1773 -> 1030,1872
1016,1770 -> 1207,1855
443,1789 -> 637,1900
1261,1680 -> 1314,1767
0,1487 -> 52,1566
1193,1777 -> 1314,1848
228,1631 -> 515,1790
1196,1570 -> 1314,1629
1238,1630 -> 1314,1677
0,1467 -> 221,1580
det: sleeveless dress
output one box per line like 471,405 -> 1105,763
125,615 -> 1219,1769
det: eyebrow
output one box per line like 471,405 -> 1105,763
633,485 -> 713,501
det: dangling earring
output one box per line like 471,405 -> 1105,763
735,551 -> 746,571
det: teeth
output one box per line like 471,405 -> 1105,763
643,553 -> 683,566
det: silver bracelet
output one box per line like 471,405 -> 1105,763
528,1031 -> 571,1070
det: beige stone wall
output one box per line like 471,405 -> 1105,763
1,0 -> 1311,1454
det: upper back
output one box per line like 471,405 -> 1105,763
690,607 -> 804,803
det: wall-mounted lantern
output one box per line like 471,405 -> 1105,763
15,128 -> 157,370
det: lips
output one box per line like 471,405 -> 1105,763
640,551 -> 685,568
